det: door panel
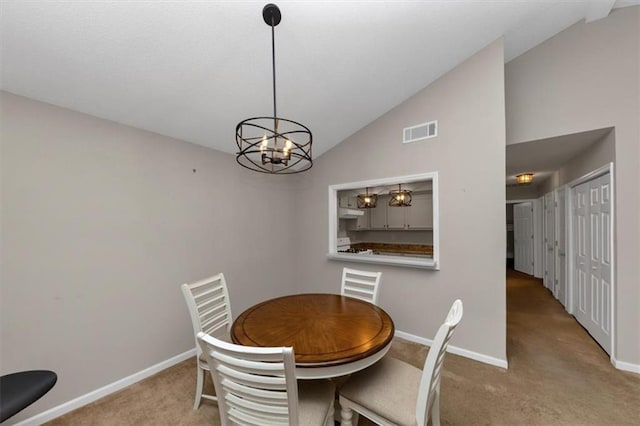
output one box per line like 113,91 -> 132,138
597,174 -> 612,346
578,269 -> 586,313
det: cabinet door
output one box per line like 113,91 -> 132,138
386,204 -> 406,229
406,193 -> 433,229
370,198 -> 387,229
339,196 -> 356,208
356,209 -> 369,230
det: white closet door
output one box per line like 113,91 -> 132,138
573,174 -> 611,354
544,192 -> 555,291
514,202 -> 534,275
555,187 -> 567,306
534,198 -> 544,279
575,181 -> 589,320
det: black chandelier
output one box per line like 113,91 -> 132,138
389,184 -> 412,207
235,3 -> 313,174
357,187 -> 378,209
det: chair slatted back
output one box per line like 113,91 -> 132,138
197,332 -> 299,426
416,299 -> 463,426
341,268 -> 382,304
182,273 -> 232,356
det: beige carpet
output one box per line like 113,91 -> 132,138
47,270 -> 640,425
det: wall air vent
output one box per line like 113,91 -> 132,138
403,120 -> 437,144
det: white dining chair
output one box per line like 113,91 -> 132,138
339,299 -> 464,426
341,267 -> 383,305
181,273 -> 233,409
197,332 -> 336,426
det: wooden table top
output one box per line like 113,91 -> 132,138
231,293 -> 395,368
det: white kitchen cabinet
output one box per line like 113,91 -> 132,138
347,208 -> 370,230
339,196 -> 357,208
370,197 -> 387,229
356,209 -> 369,229
405,193 -> 433,229
386,203 -> 405,229
367,192 -> 432,230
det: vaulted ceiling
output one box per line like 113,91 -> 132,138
1,1 -> 636,161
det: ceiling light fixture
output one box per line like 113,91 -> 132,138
357,188 -> 378,209
516,173 -> 534,185
389,184 -> 412,207
235,3 -> 312,174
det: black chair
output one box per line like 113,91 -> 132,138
0,370 -> 57,423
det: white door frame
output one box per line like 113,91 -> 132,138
566,162 -> 615,361
543,192 -> 556,292
554,186 -> 568,307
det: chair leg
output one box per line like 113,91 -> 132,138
193,364 -> 204,410
431,391 -> 441,426
340,402 -> 355,426
325,401 -> 335,426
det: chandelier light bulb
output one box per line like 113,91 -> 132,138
260,134 -> 268,152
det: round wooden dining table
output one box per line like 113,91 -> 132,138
231,293 -> 395,379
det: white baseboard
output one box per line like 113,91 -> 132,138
395,330 -> 509,369
14,348 -> 196,426
611,357 -> 640,374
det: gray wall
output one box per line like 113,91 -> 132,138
0,92 -> 297,421
294,40 -> 507,363
537,129 -> 615,196
558,129 -> 615,187
506,184 -> 539,201
505,7 -> 639,364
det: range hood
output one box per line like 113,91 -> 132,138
338,208 -> 364,219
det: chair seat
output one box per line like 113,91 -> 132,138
340,300 -> 463,426
298,379 -> 336,425
340,356 -> 421,426
0,370 -> 57,422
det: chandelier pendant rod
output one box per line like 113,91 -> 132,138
270,17 -> 278,134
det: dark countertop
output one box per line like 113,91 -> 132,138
352,242 -> 433,256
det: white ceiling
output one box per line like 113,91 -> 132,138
506,127 -> 612,186
1,1 -> 636,162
